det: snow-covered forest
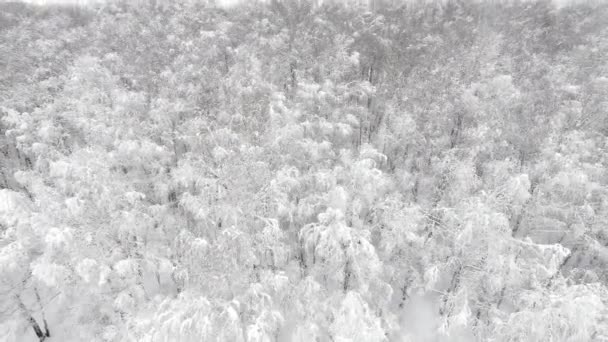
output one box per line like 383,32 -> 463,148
0,0 -> 607,340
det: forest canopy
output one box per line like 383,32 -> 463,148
1,0 -> 608,341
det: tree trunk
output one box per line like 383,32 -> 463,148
16,296 -> 50,342
440,265 -> 462,317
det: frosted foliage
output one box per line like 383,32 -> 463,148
0,190 -> 32,226
0,242 -> 29,285
139,295 -> 214,342
75,258 -> 98,283
424,265 -> 440,291
44,227 -> 72,253
359,144 -> 387,165
499,284 -> 608,341
1,1 -> 608,341
301,208 -> 381,292
506,174 -> 531,206
330,292 -> 386,342
31,261 -> 70,287
327,186 -> 349,212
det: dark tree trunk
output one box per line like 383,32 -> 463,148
16,296 -> 50,342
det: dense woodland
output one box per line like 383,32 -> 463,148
0,0 -> 607,340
